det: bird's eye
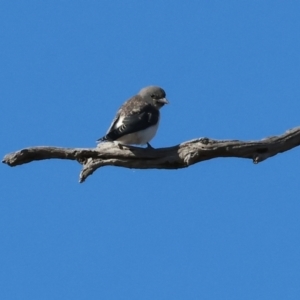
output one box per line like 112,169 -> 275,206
151,94 -> 156,99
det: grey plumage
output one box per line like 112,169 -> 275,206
97,86 -> 168,147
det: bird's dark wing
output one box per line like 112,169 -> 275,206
99,104 -> 159,141
104,95 -> 144,136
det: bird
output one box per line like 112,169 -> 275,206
97,86 -> 169,148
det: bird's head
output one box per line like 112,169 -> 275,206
139,86 -> 169,109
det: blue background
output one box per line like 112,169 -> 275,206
1,1 -> 300,299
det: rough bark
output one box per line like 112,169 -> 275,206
3,126 -> 300,183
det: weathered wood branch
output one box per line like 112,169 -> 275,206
3,126 -> 300,183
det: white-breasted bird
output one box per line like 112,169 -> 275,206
97,86 -> 169,148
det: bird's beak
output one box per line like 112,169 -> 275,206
159,97 -> 169,104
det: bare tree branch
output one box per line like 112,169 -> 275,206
3,126 -> 300,183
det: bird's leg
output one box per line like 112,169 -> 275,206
146,143 -> 154,149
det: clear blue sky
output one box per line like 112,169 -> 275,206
1,1 -> 300,299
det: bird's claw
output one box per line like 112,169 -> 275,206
146,143 -> 154,149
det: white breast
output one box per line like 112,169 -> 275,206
116,122 -> 159,145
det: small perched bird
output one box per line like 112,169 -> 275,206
97,86 -> 169,148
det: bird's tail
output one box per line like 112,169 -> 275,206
96,136 -> 107,143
